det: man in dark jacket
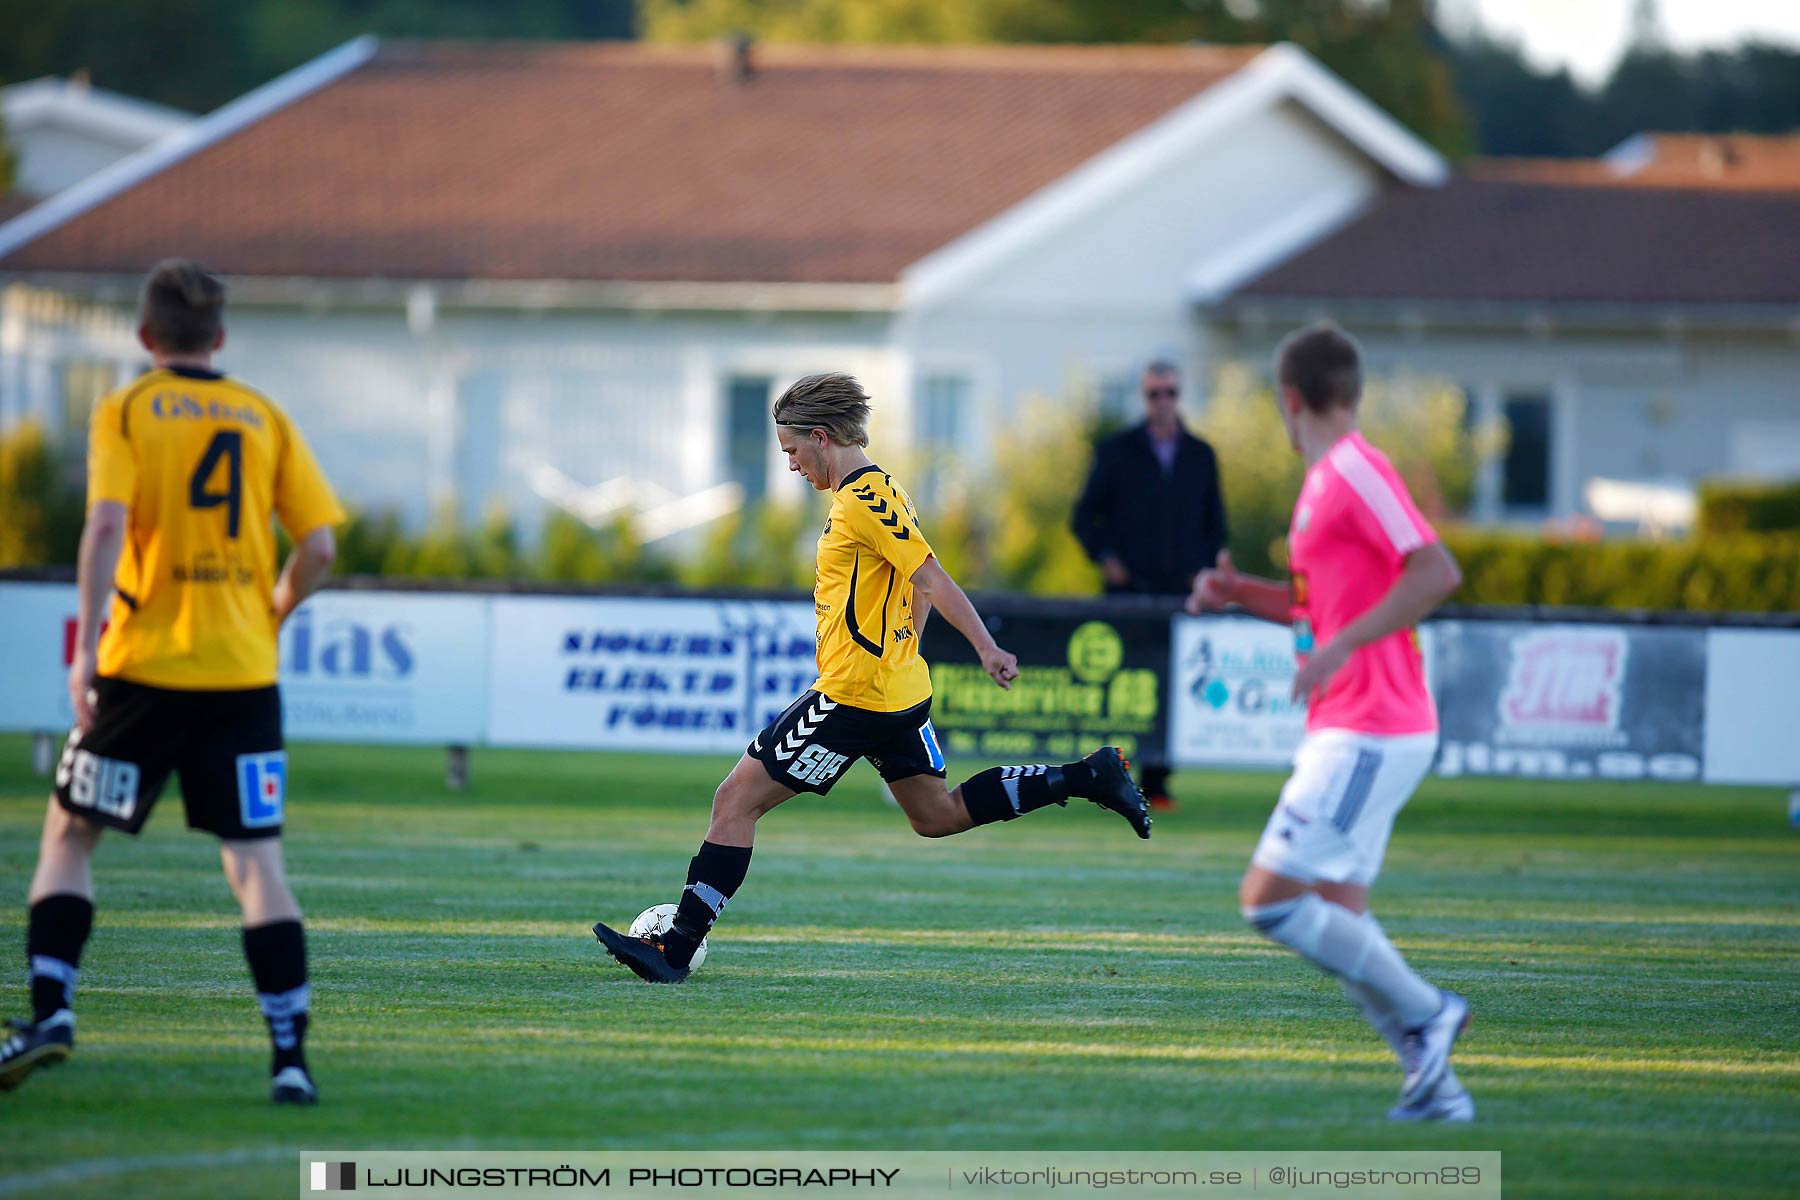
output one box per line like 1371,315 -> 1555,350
1072,359 -> 1228,809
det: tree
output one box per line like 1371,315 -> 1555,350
0,421 -> 86,568
0,0 -> 632,113
1445,10 -> 1800,158
0,95 -> 14,193
640,0 -> 1476,156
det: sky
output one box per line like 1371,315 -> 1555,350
1445,0 -> 1800,86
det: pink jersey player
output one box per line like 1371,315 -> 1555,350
1188,323 -> 1473,1124
1288,430 -> 1439,737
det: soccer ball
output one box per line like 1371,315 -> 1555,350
629,902 -> 707,971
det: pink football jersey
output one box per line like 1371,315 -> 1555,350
1287,432 -> 1439,735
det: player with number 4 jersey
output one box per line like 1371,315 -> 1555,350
592,373 -> 1153,984
2,260 -> 343,1105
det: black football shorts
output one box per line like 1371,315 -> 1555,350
54,677 -> 287,840
748,690 -> 947,795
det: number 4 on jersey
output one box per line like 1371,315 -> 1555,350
189,430 -> 243,537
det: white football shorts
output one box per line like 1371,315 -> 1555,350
1250,729 -> 1438,886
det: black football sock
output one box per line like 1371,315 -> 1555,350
663,841 -> 752,969
957,765 -> 1070,827
243,920 -> 310,1075
26,894 -> 94,1022
1059,758 -> 1100,798
1141,765 -> 1172,797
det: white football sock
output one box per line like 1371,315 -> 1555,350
1243,893 -> 1440,1030
1339,914 -> 1464,1093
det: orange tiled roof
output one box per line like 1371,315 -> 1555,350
1472,133 -> 1800,193
0,40 -> 1261,284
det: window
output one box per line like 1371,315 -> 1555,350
916,375 -> 968,450
1501,393 -> 1552,511
724,376 -> 773,505
59,361 -> 116,446
58,360 -> 117,482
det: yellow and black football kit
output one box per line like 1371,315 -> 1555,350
748,465 -> 947,794
55,365 -> 344,839
87,366 -> 344,689
811,465 -> 933,711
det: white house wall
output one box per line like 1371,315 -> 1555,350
102,303 -> 900,537
898,101 -> 1385,432
1209,320 -> 1800,521
10,125 -> 151,199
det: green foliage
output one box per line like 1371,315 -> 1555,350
316,505 -> 666,585
4,0 -> 1796,161
988,396 -> 1103,595
1194,365 -> 1497,577
0,0 -> 632,114
1448,27 -> 1800,156
331,510 -> 409,575
1443,527 -> 1800,613
1189,366 -> 1305,578
534,510 -> 672,584
0,89 -> 15,194
1697,478 -> 1800,536
394,503 -> 475,579
677,502 -> 814,591
0,420 -> 84,568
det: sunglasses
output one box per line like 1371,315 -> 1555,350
1144,387 -> 1179,400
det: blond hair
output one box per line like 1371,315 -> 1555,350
771,373 -> 871,448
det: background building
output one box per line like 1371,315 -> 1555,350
1,37 -> 1795,543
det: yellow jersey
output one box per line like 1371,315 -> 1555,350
87,366 -> 346,690
811,465 -> 934,712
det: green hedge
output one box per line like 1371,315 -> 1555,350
1442,527 -> 1800,613
1697,479 -> 1800,535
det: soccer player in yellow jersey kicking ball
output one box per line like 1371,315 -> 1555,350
594,373 -> 1152,982
0,260 -> 345,1103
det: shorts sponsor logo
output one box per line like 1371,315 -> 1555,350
789,745 -> 850,786
237,752 -> 286,828
919,720 -> 945,772
60,747 -> 141,820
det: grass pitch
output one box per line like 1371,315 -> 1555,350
0,735 -> 1796,1198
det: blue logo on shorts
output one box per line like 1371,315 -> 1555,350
236,752 -> 287,829
919,721 -> 946,772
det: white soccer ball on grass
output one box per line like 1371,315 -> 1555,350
629,902 -> 707,971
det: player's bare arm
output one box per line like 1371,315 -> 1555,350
68,500 -> 128,733
909,555 -> 1018,690
1290,541 -> 1461,703
273,526 -> 339,625
1187,549 -> 1293,623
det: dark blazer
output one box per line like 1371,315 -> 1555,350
1072,422 -> 1228,595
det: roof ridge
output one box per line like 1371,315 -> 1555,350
371,38 -> 1265,74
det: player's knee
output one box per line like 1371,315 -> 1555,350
906,810 -> 959,839
711,778 -> 745,817
1241,898 -> 1298,942
46,801 -> 103,851
711,776 -> 767,826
